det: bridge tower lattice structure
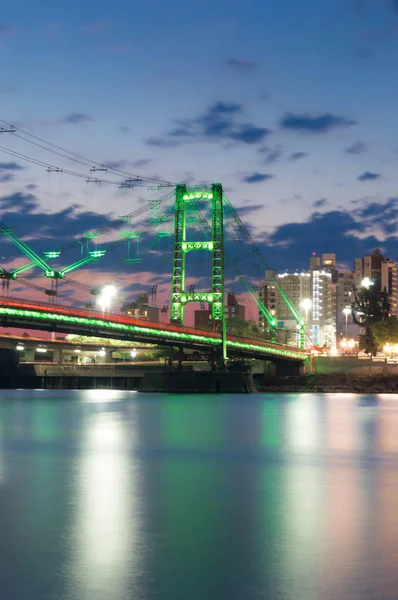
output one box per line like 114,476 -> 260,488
171,183 -> 227,360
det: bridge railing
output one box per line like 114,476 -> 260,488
0,295 -> 307,354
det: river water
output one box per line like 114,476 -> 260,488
0,390 -> 398,600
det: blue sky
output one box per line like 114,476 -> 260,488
2,0 -> 398,297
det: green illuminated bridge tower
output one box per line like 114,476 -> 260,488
171,183 -> 227,360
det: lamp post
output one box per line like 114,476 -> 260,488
301,298 -> 312,347
343,306 -> 351,337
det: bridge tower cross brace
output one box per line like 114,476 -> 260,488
171,183 -> 227,361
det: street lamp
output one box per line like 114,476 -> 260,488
131,349 -> 137,360
361,277 -> 373,289
343,306 -> 351,337
97,285 -> 116,315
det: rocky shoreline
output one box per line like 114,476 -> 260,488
256,374 -> 398,394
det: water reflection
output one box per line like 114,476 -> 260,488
0,391 -> 398,599
285,394 -> 321,451
65,404 -> 142,599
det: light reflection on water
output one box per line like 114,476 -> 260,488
1,390 -> 398,599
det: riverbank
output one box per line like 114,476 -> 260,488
256,374 -> 398,393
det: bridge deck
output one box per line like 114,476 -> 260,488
0,297 -> 308,361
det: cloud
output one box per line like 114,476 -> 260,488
258,145 -> 283,164
242,173 -> 274,184
230,124 -> 270,144
288,151 -> 309,161
25,184 -> 37,191
313,198 -> 328,208
357,171 -> 381,181
235,203 -> 265,216
224,57 -> 257,72
279,112 -> 356,133
103,160 -> 128,170
0,162 -> 24,171
131,158 -> 152,168
146,101 -> 271,147
0,174 -> 13,183
146,137 -> 181,148
346,141 -> 367,154
352,197 -> 398,235
260,208 -> 387,271
119,125 -> 131,133
60,113 -> 93,124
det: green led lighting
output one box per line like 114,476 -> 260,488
119,232 -> 140,239
227,340 -> 306,360
0,305 -> 307,360
1,227 -> 52,273
181,241 -> 213,252
45,270 -> 65,279
0,306 -> 219,345
11,262 -> 36,276
172,182 -> 224,360
44,251 -> 61,259
89,250 -> 106,258
183,192 -> 213,201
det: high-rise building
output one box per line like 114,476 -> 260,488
258,257 -> 336,347
126,293 -> 159,322
194,294 -> 245,331
354,249 -> 397,315
226,293 -> 245,320
335,270 -> 356,337
194,308 -> 211,330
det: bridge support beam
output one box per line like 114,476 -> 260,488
24,348 -> 35,362
273,359 -> 304,378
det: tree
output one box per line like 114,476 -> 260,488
226,316 -> 250,336
371,317 -> 398,350
351,284 -> 390,355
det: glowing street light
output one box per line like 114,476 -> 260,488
97,285 -> 117,314
131,349 -> 137,360
343,306 -> 351,336
361,277 -> 373,289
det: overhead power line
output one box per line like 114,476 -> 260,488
0,117 -> 177,186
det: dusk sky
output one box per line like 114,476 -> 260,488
2,0 -> 398,307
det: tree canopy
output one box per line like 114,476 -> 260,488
351,285 -> 390,355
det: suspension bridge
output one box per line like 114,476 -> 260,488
0,122 -> 309,369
